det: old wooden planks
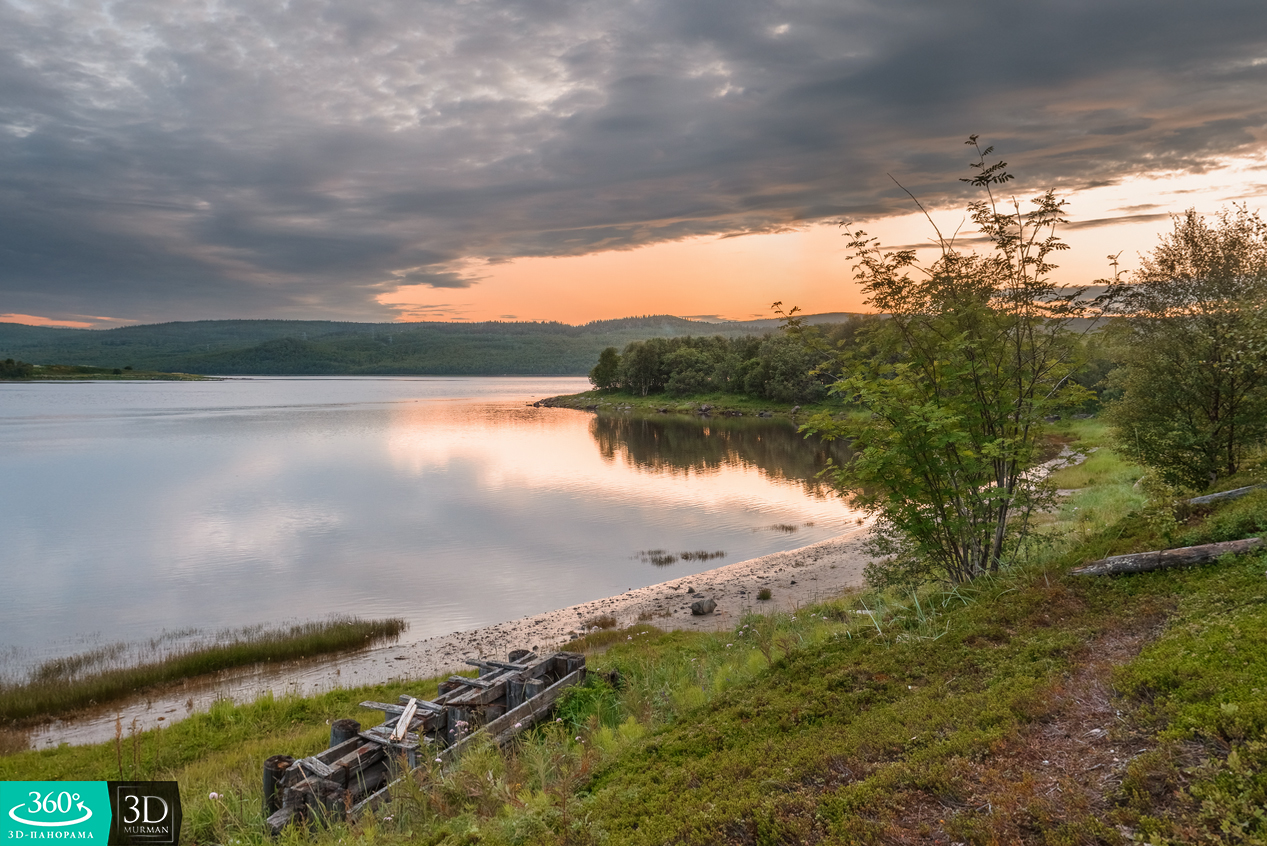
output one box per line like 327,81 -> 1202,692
264,650 -> 586,834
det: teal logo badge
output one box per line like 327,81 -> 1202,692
2,782 -> 111,841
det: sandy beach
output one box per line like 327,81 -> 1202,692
27,524 -> 875,749
385,520 -> 875,673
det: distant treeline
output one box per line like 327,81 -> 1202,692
585,315 -> 1122,410
0,314 -> 861,376
0,358 -> 34,378
589,317 -> 880,404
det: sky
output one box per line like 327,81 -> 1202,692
3,0 -> 1267,329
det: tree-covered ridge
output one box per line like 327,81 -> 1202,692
0,314 -> 862,376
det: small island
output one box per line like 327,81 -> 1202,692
0,359 -> 214,381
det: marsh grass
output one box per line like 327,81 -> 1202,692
0,616 -> 406,722
677,550 -> 726,562
637,549 -> 727,567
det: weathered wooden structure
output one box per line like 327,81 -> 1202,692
263,651 -> 586,833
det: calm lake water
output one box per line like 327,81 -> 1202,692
0,376 -> 857,676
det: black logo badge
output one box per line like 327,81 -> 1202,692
107,782 -> 182,845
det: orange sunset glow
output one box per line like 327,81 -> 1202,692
377,155 -> 1267,325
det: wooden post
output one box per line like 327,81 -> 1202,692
263,755 -> 294,817
330,719 -> 361,747
301,779 -> 346,827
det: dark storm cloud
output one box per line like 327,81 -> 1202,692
3,0 -> 1266,323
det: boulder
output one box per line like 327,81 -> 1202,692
690,597 -> 717,616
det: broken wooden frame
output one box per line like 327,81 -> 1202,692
263,650 -> 586,834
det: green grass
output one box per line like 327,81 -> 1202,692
0,617 -> 406,722
5,437 -> 1267,845
2,364 -> 213,380
540,387 -> 847,418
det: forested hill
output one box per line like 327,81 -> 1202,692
0,314 -> 859,376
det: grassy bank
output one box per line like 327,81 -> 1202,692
4,423 -> 1266,845
538,387 -> 849,418
1,363 -> 213,380
0,617 -> 406,722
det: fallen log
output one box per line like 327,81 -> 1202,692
1070,537 -> 1264,576
1186,484 -> 1267,507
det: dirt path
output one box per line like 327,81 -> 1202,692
888,615 -> 1174,844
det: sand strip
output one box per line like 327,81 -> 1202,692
382,522 -> 874,674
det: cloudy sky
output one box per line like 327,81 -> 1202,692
3,0 -> 1267,327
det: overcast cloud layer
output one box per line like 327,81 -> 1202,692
4,0 -> 1267,323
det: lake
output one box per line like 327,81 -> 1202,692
0,376 -> 857,677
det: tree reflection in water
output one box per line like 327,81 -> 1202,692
589,413 -> 852,498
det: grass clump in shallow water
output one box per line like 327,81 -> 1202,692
0,616 -> 406,722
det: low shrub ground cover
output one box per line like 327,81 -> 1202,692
3,427 -> 1265,845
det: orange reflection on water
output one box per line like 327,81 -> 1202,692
383,401 -> 856,520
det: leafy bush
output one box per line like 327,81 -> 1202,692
807,138 -> 1117,585
1108,206 -> 1267,490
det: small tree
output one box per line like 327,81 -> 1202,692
617,338 -> 670,396
588,347 -> 621,389
804,138 -> 1118,587
1107,206 -> 1267,490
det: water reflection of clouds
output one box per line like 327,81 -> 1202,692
384,403 -> 850,517
383,402 -> 598,481
2,379 -> 857,666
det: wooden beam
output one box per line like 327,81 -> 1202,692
389,698 -> 418,742
394,694 -> 445,713
445,674 -> 499,689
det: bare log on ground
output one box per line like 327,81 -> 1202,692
1070,537 -> 1264,576
1187,484 -> 1267,507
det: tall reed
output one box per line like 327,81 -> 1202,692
0,616 -> 406,721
